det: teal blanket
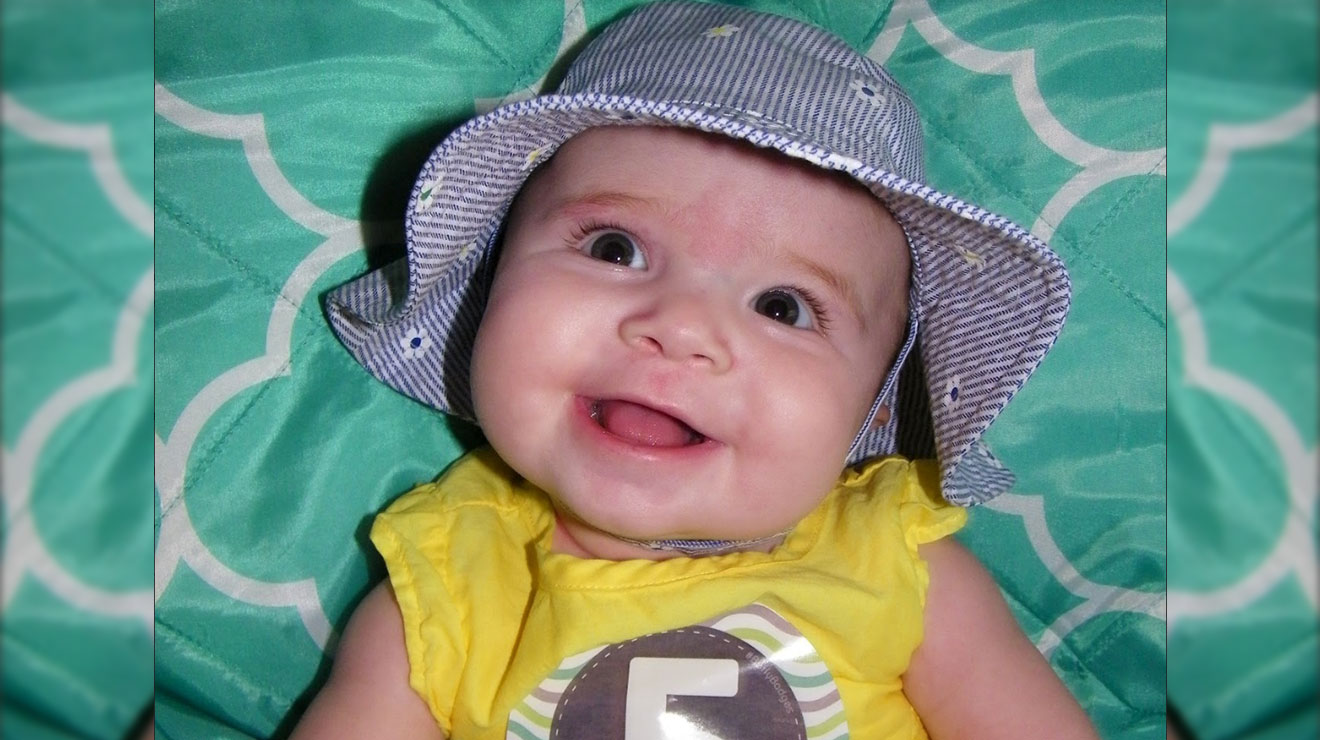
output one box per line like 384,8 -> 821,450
1167,2 -> 1318,738
0,1 -> 1209,738
152,2 -> 1165,737
2,1 -> 153,738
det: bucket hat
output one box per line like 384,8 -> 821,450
326,0 -> 1070,507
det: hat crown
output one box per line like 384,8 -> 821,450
558,1 -> 925,184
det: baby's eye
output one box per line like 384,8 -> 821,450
586,231 -> 647,269
754,289 -> 812,329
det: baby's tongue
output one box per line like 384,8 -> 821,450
596,400 -> 692,447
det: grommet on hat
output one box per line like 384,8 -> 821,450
326,1 -> 1070,507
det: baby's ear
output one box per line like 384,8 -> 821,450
870,404 -> 891,429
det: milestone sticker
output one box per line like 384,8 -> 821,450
507,604 -> 848,739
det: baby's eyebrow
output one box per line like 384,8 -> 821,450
547,190 -> 662,218
785,252 -> 867,329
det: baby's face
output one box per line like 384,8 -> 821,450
470,126 -> 909,556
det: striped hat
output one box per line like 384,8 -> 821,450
326,1 -> 1070,507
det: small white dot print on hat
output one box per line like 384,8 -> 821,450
849,79 -> 886,107
943,377 -> 962,409
522,146 -> 550,171
400,327 -> 432,359
703,24 -> 740,38
956,246 -> 987,272
414,175 -> 443,213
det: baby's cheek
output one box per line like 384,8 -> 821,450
796,375 -> 866,448
470,280 -> 584,444
742,380 -> 856,503
468,334 -> 505,436
470,304 -> 532,424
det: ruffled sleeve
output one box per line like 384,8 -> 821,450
371,483 -> 464,736
897,458 -> 968,548
367,448 -> 547,736
890,458 -> 967,611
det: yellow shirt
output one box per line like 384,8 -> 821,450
372,447 -> 965,739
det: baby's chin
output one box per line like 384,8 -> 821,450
515,440 -> 847,554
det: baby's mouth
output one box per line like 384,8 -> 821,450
588,399 -> 707,447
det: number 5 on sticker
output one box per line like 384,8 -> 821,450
625,657 -> 739,739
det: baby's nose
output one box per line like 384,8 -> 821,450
618,292 -> 733,373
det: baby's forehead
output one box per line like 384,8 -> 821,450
526,126 -> 903,235
540,125 -> 863,188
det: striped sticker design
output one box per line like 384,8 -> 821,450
507,644 -> 607,740
702,605 -> 849,740
506,604 -> 847,739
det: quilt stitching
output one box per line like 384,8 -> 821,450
1061,159 -> 1167,326
430,1 -> 521,75
1001,583 -> 1158,714
154,327 -> 319,521
923,123 -> 1164,326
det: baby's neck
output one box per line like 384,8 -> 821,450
551,512 -> 783,561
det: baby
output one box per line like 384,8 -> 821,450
295,3 -> 1096,738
